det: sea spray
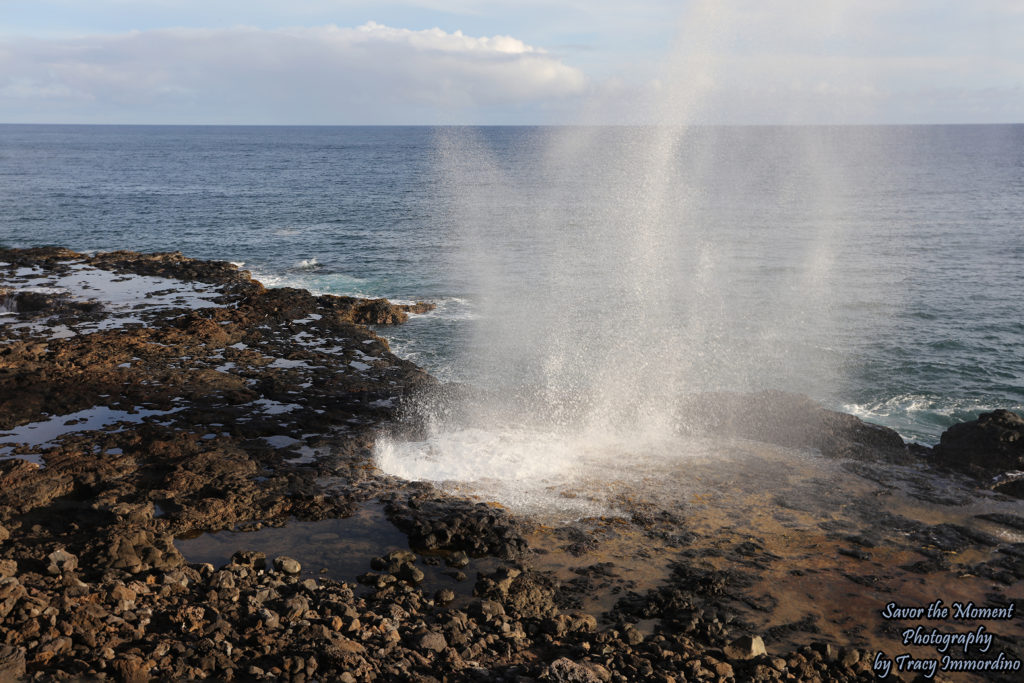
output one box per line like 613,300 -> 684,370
375,4 -> 859,515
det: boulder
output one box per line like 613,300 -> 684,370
46,548 -> 78,576
273,556 -> 301,575
725,634 -> 768,660
933,409 -> 1024,476
542,657 -> 610,683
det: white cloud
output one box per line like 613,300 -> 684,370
0,23 -> 587,123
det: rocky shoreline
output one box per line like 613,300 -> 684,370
1,248 -> 1022,682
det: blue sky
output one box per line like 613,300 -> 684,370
1,0 -> 1022,124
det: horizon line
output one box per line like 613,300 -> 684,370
2,121 -> 1022,128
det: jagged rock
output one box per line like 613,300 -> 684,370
0,524 -> 9,544
109,583 -> 137,609
231,550 -> 267,570
445,550 -> 469,568
0,577 -> 26,618
282,595 -> 309,620
46,548 -> 78,575
109,653 -> 149,683
542,657 -> 610,683
934,409 -> 1024,476
725,634 -> 767,660
0,645 -> 26,683
413,630 -> 448,654
544,612 -> 597,636
471,599 -> 506,621
259,607 -> 281,630
397,562 -> 424,584
100,530 -> 183,573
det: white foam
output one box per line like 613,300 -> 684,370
842,394 -> 1024,444
375,428 -> 725,520
349,361 -> 371,371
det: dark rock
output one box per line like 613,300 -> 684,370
231,550 -> 267,570
397,561 -> 425,584
282,594 -> 309,620
992,472 -> 1024,499
445,550 -> 470,568
471,599 -> 506,620
976,512 -> 1024,530
934,409 -> 1024,475
45,548 -> 78,575
414,630 -> 448,654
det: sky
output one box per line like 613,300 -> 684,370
1,0 -> 1022,125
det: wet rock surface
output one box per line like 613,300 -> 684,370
1,249 -> 1023,681
933,409 -> 1024,476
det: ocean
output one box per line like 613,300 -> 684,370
2,123 -> 1022,445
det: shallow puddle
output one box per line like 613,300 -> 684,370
175,502 -> 409,581
174,501 -> 507,602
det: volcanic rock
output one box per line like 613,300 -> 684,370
933,409 -> 1024,476
725,634 -> 767,660
0,645 -> 26,683
45,548 -> 77,575
542,657 -> 610,683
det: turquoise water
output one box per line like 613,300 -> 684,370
2,124 -> 1022,443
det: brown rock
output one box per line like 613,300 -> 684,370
46,548 -> 78,575
0,645 -> 26,683
110,653 -> 149,683
725,635 -> 767,660
542,657 -> 610,683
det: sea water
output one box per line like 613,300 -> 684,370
2,124 -> 1023,446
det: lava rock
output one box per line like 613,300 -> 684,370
45,548 -> 78,575
0,645 -> 26,682
542,657 -> 610,683
934,409 -> 1024,475
414,630 -> 448,654
725,634 -> 767,660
